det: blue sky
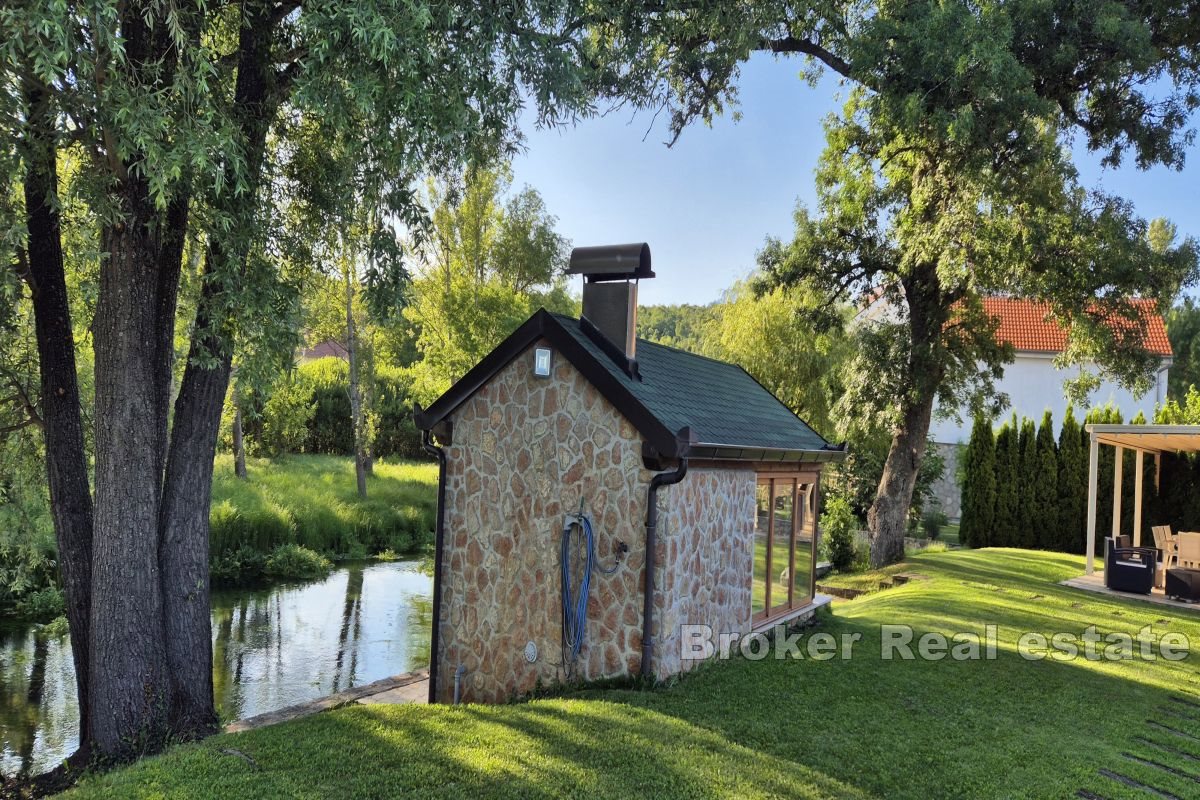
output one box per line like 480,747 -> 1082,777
510,54 -> 1200,307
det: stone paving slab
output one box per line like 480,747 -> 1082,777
358,678 -> 429,705
224,669 -> 429,733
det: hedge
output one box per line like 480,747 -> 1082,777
956,403 -> 1200,554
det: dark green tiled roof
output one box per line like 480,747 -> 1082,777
550,314 -> 832,452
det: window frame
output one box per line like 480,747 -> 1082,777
752,472 -> 820,626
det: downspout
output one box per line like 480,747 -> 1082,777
641,457 -> 688,679
422,427 -> 448,703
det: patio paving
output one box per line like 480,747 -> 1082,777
1061,572 -> 1200,612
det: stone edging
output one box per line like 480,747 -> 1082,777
224,669 -> 429,733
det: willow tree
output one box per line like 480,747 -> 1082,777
1,0 -> 613,768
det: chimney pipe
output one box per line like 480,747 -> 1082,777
566,243 -> 653,361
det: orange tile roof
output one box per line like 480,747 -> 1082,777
980,296 -> 1172,357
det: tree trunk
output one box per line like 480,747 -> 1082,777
345,258 -> 368,499
90,186 -> 173,759
22,83 -> 95,757
233,397 -> 248,480
866,266 -> 947,568
866,395 -> 936,567
156,2 -> 277,740
157,292 -> 230,740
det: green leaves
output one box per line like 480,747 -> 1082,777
402,163 -> 574,405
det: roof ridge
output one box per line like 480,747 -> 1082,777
548,312 -> 747,370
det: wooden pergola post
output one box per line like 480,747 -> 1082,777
1134,450 -> 1145,547
1112,445 -> 1124,541
1085,434 -> 1100,575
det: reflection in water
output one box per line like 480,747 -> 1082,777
1,560 -> 431,777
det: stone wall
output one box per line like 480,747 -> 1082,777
928,442 -> 964,521
436,341 -> 761,702
437,342 -> 650,702
655,468 -> 756,677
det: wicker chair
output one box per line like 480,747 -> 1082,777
1104,537 -> 1157,595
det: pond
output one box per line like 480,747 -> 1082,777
0,559 -> 432,777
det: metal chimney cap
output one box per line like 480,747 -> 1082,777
566,243 -> 654,283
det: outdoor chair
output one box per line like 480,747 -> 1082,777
1152,525 -> 1179,568
1177,531 -> 1200,570
1103,536 -> 1157,595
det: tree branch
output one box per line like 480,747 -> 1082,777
759,35 -> 852,79
0,368 -> 44,430
9,245 -> 36,292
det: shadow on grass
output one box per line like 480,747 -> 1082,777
595,548 -> 1200,798
61,549 -> 1200,800
63,700 -> 869,800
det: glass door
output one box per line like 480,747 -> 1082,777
753,474 -> 819,624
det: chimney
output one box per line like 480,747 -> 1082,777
566,243 -> 654,362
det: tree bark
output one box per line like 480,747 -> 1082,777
345,257 -> 369,500
152,196 -> 189,479
157,285 -> 230,740
22,83 -> 95,756
90,181 -> 173,759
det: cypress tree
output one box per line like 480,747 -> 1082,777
1057,407 -> 1087,553
1017,416 -> 1038,548
993,416 -> 1020,547
1033,411 -> 1058,549
960,415 -> 996,548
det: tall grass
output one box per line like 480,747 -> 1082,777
209,454 -> 437,585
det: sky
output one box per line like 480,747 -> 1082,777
510,53 -> 1200,307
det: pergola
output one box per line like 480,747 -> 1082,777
1084,424 -> 1200,575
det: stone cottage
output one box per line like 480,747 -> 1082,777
414,243 -> 846,704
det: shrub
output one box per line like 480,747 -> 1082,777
13,586 -> 65,622
264,544 -> 333,581
246,357 -> 425,460
920,507 -> 947,540
210,545 -> 268,586
41,615 -> 70,638
258,373 -> 317,456
821,496 -> 859,573
959,414 -> 995,548
0,428 -> 61,616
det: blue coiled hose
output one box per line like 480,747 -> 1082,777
561,514 -> 594,677
561,513 -> 619,679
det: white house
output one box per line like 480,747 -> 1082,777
859,295 -> 1173,520
930,297 -> 1172,445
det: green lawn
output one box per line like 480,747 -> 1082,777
63,549 -> 1200,799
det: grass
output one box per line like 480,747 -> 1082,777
208,454 -> 438,583
59,548 -> 1200,799
816,560 -> 920,593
